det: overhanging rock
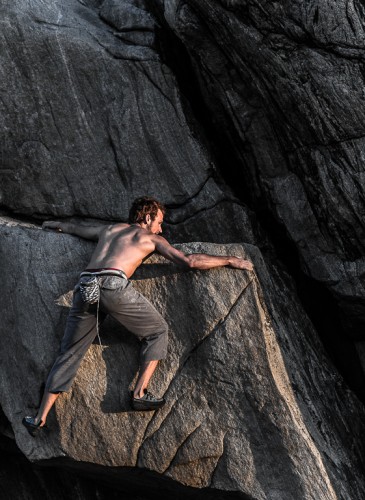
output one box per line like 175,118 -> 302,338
0,218 -> 364,499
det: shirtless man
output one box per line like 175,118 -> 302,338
22,196 -> 253,436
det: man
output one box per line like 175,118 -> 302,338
22,196 -> 253,436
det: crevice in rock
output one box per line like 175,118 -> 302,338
285,133 -> 365,153
31,19 -> 72,29
85,30 -> 157,61
165,173 -> 212,206
163,422 -> 202,474
136,61 -> 179,112
180,278 -> 254,371
0,172 -> 232,226
258,209 -> 365,403
153,9 -> 365,403
222,2 -> 365,60
165,197 -> 240,226
0,208 -> 113,226
136,396 -> 180,462
209,432 -> 229,488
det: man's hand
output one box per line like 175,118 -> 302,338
42,221 -> 63,232
229,256 -> 254,271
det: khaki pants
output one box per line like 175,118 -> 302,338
45,275 -> 168,393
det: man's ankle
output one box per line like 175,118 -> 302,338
35,416 -> 44,426
133,389 -> 145,399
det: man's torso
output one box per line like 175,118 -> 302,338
87,224 -> 156,278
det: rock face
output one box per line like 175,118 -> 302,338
160,0 -> 365,347
1,219 -> 364,499
0,0 -> 253,246
1,0 -> 365,498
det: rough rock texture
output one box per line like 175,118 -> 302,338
1,0 -> 363,390
1,219 -> 364,499
1,0 -> 365,498
160,0 -> 365,344
0,0 -> 253,244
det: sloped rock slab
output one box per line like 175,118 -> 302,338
1,219 -> 364,499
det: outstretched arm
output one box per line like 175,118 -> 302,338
154,236 -> 253,271
42,221 -> 107,241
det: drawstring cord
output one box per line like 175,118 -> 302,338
96,294 -> 103,350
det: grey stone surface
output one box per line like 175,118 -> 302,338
1,1 -> 365,498
160,0 -> 365,338
0,0 -> 249,236
1,220 -> 364,499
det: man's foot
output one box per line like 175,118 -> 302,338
22,416 -> 45,437
131,390 -> 165,411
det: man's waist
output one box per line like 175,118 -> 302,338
80,268 -> 128,280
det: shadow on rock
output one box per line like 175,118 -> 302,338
98,321 -> 140,414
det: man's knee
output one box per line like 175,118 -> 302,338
159,318 -> 168,336
149,317 -> 168,342
153,318 -> 168,349
140,320 -> 168,362
157,319 -> 168,351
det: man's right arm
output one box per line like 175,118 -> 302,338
42,221 -> 107,241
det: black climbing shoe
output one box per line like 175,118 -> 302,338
22,416 -> 45,437
131,390 -> 165,411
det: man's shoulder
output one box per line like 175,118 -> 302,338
152,234 -> 172,249
136,233 -> 169,250
108,222 -> 130,233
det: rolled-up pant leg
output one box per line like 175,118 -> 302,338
45,287 -> 104,393
101,280 -> 168,364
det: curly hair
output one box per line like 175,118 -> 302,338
128,196 -> 166,224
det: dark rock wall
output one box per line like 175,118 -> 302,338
0,0 -> 251,239
1,0 -> 365,498
158,0 -> 365,345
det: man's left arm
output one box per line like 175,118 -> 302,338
154,236 -> 253,271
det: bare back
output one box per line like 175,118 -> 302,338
87,224 -> 157,278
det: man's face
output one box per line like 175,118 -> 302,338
148,209 -> 164,234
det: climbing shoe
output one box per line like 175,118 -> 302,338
131,390 -> 165,411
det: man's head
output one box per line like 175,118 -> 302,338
128,196 -> 165,234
